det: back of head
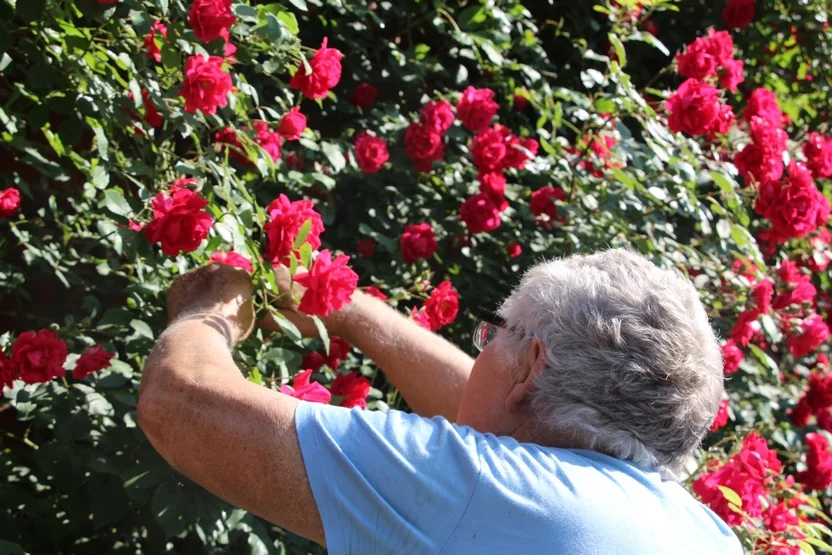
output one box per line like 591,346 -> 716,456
497,249 -> 724,475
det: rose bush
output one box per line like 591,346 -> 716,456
0,0 -> 831,553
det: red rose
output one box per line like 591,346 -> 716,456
457,86 -> 499,132
479,172 -> 508,211
530,186 -> 566,229
357,238 -> 376,258
73,345 -> 115,380
404,123 -> 444,172
709,400 -> 730,432
749,278 -> 773,315
718,58 -> 745,92
803,132 -> 832,179
749,115 -> 788,156
280,370 -> 331,403
676,37 -> 718,80
460,193 -> 501,234
350,83 -> 377,108
210,250 -> 253,272
331,371 -> 371,409
471,126 -> 507,172
290,37 -> 343,100
180,54 -> 232,115
756,162 -> 830,242
11,330 -> 68,384
722,0 -> 756,30
264,194 -> 324,264
216,123 -> 281,165
742,88 -> 783,127
778,259 -> 808,284
788,315 -> 830,358
144,189 -> 213,256
400,222 -> 437,263
145,21 -> 168,63
301,352 -> 326,372
503,137 -> 539,169
214,127 -> 248,164
734,144 -> 783,185
188,0 -> 235,43
721,340 -> 743,374
278,107 -> 306,141
354,132 -> 389,174
326,336 -> 351,370
514,93 -> 528,112
420,100 -> 455,135
506,241 -> 522,259
0,352 -> 15,391
411,307 -> 433,330
363,286 -> 387,301
171,177 -> 198,192
665,79 -> 722,136
797,433 -> 832,491
706,30 -> 735,65
253,121 -> 282,161
424,281 -> 459,331
773,281 -> 817,310
0,188 -> 21,219
294,250 -> 359,317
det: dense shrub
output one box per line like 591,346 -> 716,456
1,0 -> 831,553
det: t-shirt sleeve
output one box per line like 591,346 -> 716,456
294,401 -> 482,554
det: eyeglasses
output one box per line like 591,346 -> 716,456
473,317 -> 505,352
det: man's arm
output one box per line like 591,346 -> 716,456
327,291 -> 475,421
137,266 -> 325,544
268,288 -> 475,422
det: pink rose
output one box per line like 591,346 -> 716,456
280,370 -> 332,403
264,194 -> 324,264
424,281 -> 459,331
289,37 -> 343,100
421,100 -> 455,135
788,315 -> 830,358
400,223 -> 437,263
354,132 -> 389,174
460,193 -> 501,234
144,21 -> 168,63
665,79 -> 722,137
278,107 -> 306,141
456,86 -> 499,132
144,189 -> 214,256
404,123 -> 444,172
294,250 -> 359,317
180,54 -> 232,115
0,188 -> 21,219
210,250 -> 254,272
188,0 -> 236,43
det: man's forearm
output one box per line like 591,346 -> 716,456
330,291 -> 474,421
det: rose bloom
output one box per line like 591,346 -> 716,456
290,37 -> 343,100
749,278 -> 773,315
280,369 -> 331,404
73,345 -> 115,380
742,88 -> 783,127
721,340 -> 743,374
357,238 -> 376,258
400,222 -> 437,263
363,286 -> 387,301
424,281 -> 459,331
773,281 -> 817,311
460,193 -> 501,234
301,352 -> 326,372
350,83 -> 377,108
479,172 -> 508,212
354,132 -> 389,174
797,433 -> 832,491
709,400 -> 730,432
756,162 -> 830,242
404,123 -> 444,172
253,121 -> 283,162
264,194 -> 324,263
665,79 -> 722,137
514,93 -> 528,111
210,250 -> 253,272
734,143 -> 783,186
802,132 -> 832,179
705,29 -> 735,65
778,259 -> 808,285
278,107 -> 306,141
145,21 -> 168,63
530,186 -> 566,229
421,100 -> 455,135
506,241 -> 522,259
11,330 -> 68,384
325,336 -> 351,371
144,189 -> 213,256
503,136 -> 539,169
456,86 -> 499,132
788,315 -> 830,358
410,307 -> 433,330
331,372 -> 371,409
294,250 -> 359,317
722,0 -> 756,30
676,36 -> 719,80
188,0 -> 235,43
719,58 -> 745,92
180,54 -> 232,115
471,126 -> 508,172
171,177 -> 198,192
0,352 -> 15,391
0,187 -> 21,219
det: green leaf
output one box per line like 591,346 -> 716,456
0,541 -> 27,555
293,218 -> 313,249
717,486 -> 742,508
271,311 -> 302,343
104,190 -> 132,217
161,43 -> 181,70
711,171 -> 737,195
313,316 -> 329,354
248,367 -> 263,385
287,0 -> 308,11
609,33 -> 627,67
299,243 -> 313,269
277,11 -> 299,35
321,142 -> 347,172
130,320 -> 154,340
233,4 -> 258,18
264,13 -> 284,42
799,542 -> 816,555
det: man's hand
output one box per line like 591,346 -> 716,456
167,262 -> 256,346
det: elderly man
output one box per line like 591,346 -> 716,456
138,249 -> 742,554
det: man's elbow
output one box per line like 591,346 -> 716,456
137,366 -> 182,462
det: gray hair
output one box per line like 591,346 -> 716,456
496,249 -> 724,477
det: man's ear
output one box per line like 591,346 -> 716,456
505,338 -> 546,414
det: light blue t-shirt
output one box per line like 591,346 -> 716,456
295,402 -> 742,554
